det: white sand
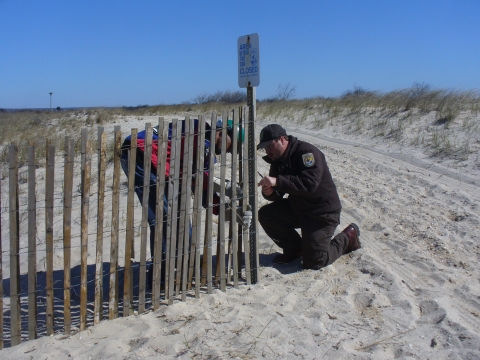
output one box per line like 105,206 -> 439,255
1,112 -> 480,359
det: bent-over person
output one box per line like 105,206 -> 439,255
121,119 -> 235,287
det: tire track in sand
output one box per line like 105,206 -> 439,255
288,129 -> 480,340
289,129 -> 480,203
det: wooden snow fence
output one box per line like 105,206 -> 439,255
0,108 -> 259,348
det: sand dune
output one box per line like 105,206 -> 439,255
1,114 -> 479,359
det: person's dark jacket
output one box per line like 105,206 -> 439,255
261,136 -> 341,216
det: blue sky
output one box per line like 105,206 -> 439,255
1,0 -> 479,109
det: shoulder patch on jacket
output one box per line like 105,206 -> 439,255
302,153 -> 315,167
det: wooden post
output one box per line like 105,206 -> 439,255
167,119 -> 181,304
94,128 -> 106,325
9,143 -> 21,346
109,126 -> 121,319
139,123 -> 152,314
202,113 -> 216,293
45,143 -> 55,336
189,116 -> 205,298
28,144 -> 37,340
153,118 -> 167,310
63,138 -> 75,334
123,128 -> 137,317
230,109 -> 239,288
242,107 -> 251,285
80,129 -> 91,331
181,117 -> 195,301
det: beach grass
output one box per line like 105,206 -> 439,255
1,85 -> 479,169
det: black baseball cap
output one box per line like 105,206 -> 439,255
257,124 -> 287,150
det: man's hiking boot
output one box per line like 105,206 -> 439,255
343,223 -> 361,254
272,251 -> 302,264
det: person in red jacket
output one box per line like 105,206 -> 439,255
257,124 -> 361,269
121,119 -> 235,287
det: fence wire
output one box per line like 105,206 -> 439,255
0,113 -> 260,348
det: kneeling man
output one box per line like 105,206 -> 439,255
257,124 -> 361,269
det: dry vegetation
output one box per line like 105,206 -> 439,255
259,85 -> 480,163
1,85 -> 479,172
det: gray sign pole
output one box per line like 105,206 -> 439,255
247,85 -> 259,284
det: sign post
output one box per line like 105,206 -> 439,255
238,33 -> 260,284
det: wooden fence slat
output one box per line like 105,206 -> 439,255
0,152 -> 3,349
9,143 -> 21,346
94,128 -> 106,325
164,123 -> 173,299
236,108 -> 244,277
242,108 -> 251,285
139,124 -> 152,314
63,138 -> 75,334
80,129 -> 91,331
202,113 -> 217,293
181,117 -> 195,301
176,117 -> 190,296
216,110 -> 228,291
230,109 -> 239,288
153,118 -> 167,309
123,128 -> 137,317
28,144 -> 37,340
167,119 -> 181,304
46,143 -> 55,336
0,160 -> 3,349
110,126 -> 121,319
189,116 -> 205,298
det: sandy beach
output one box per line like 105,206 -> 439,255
1,111 -> 480,359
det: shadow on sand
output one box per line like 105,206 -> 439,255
2,262 -> 152,347
259,253 -> 302,274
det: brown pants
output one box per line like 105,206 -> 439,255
258,199 -> 349,270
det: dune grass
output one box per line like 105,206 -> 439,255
1,86 -> 479,172
256,86 -> 479,162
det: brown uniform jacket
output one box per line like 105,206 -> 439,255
261,136 -> 342,216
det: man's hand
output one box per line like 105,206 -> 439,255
258,176 -> 277,196
262,187 -> 274,196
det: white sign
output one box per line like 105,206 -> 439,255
238,33 -> 260,88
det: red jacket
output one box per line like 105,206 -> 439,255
122,119 -> 220,213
